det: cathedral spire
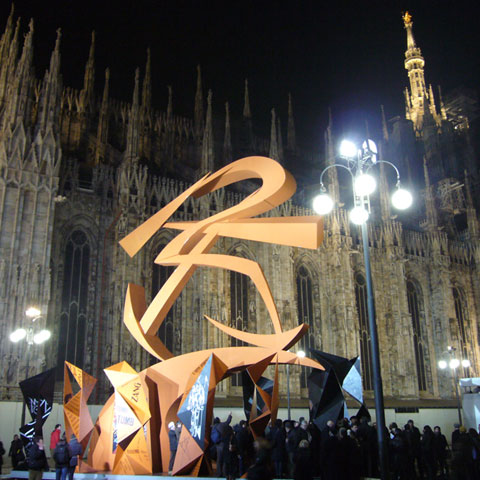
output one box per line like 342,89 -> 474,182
0,4 -> 15,66
94,68 -> 110,165
166,85 -> 173,118
381,105 -> 389,141
79,31 -> 95,113
423,156 -> 438,230
194,65 -> 203,137
277,116 -> 284,164
464,170 -> 479,239
243,79 -> 251,118
124,68 -> 140,163
223,101 -> 232,165
139,49 -> 152,160
141,48 -> 152,117
428,84 -> 439,119
242,79 -> 253,151
287,92 -> 296,151
438,85 -> 447,121
1,18 -> 34,131
403,12 -> 441,133
36,28 -> 62,135
269,108 -> 279,161
324,108 -> 339,203
0,16 -> 20,109
200,89 -> 214,173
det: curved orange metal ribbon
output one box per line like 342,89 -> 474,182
120,156 -> 323,360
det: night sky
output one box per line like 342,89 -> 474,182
0,0 -> 479,149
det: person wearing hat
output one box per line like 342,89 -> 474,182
168,421 -> 178,475
452,422 -> 461,446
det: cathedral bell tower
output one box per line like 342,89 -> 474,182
403,12 -> 441,134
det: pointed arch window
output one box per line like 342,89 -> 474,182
296,265 -> 315,388
57,230 -> 90,378
354,272 -> 373,391
407,280 -> 427,391
453,287 -> 470,375
230,268 -> 249,387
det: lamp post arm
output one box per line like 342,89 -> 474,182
319,163 -> 354,189
365,160 -> 401,186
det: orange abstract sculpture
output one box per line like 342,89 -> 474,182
63,362 -> 96,471
86,157 -> 325,475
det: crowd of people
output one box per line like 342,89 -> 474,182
3,417 -> 480,479
1,424 -> 83,480
208,415 -> 480,480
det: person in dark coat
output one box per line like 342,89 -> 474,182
0,439 -> 4,474
246,438 -> 273,480
432,426 -> 449,479
53,434 -> 71,480
420,425 -> 435,480
168,421 -> 178,474
9,434 -> 25,469
404,420 -> 423,479
234,420 -> 251,475
293,439 -> 313,480
285,421 -> 297,477
468,428 -> 480,478
26,437 -> 49,480
335,427 -> 360,480
67,434 -> 82,480
269,419 -> 286,478
320,420 -> 338,480
390,428 -> 408,480
213,412 -> 232,477
224,431 -> 239,480
451,426 -> 475,480
451,423 -> 461,447
357,417 -> 376,477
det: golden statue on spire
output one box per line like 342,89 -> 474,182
403,11 -> 412,26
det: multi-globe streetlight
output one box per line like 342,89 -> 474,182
438,345 -> 470,425
9,306 -> 51,426
312,138 -> 412,480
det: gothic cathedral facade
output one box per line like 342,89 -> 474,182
0,8 -> 479,409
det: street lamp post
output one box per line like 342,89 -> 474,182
9,306 -> 51,427
286,350 -> 306,421
313,139 -> 412,480
438,346 -> 470,425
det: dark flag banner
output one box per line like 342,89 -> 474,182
19,368 -> 55,444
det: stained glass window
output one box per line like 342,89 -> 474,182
57,230 -> 90,378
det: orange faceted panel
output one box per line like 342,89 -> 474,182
63,362 -> 96,450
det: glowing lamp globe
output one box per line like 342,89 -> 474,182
26,306 -> 41,318
462,359 -> 471,368
449,359 -> 460,369
339,140 -> 358,158
438,360 -> 447,369
392,188 -> 413,210
9,328 -> 26,343
354,174 -> 377,196
312,193 -> 334,215
350,206 -> 369,225
34,329 -> 51,344
297,350 -> 306,358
